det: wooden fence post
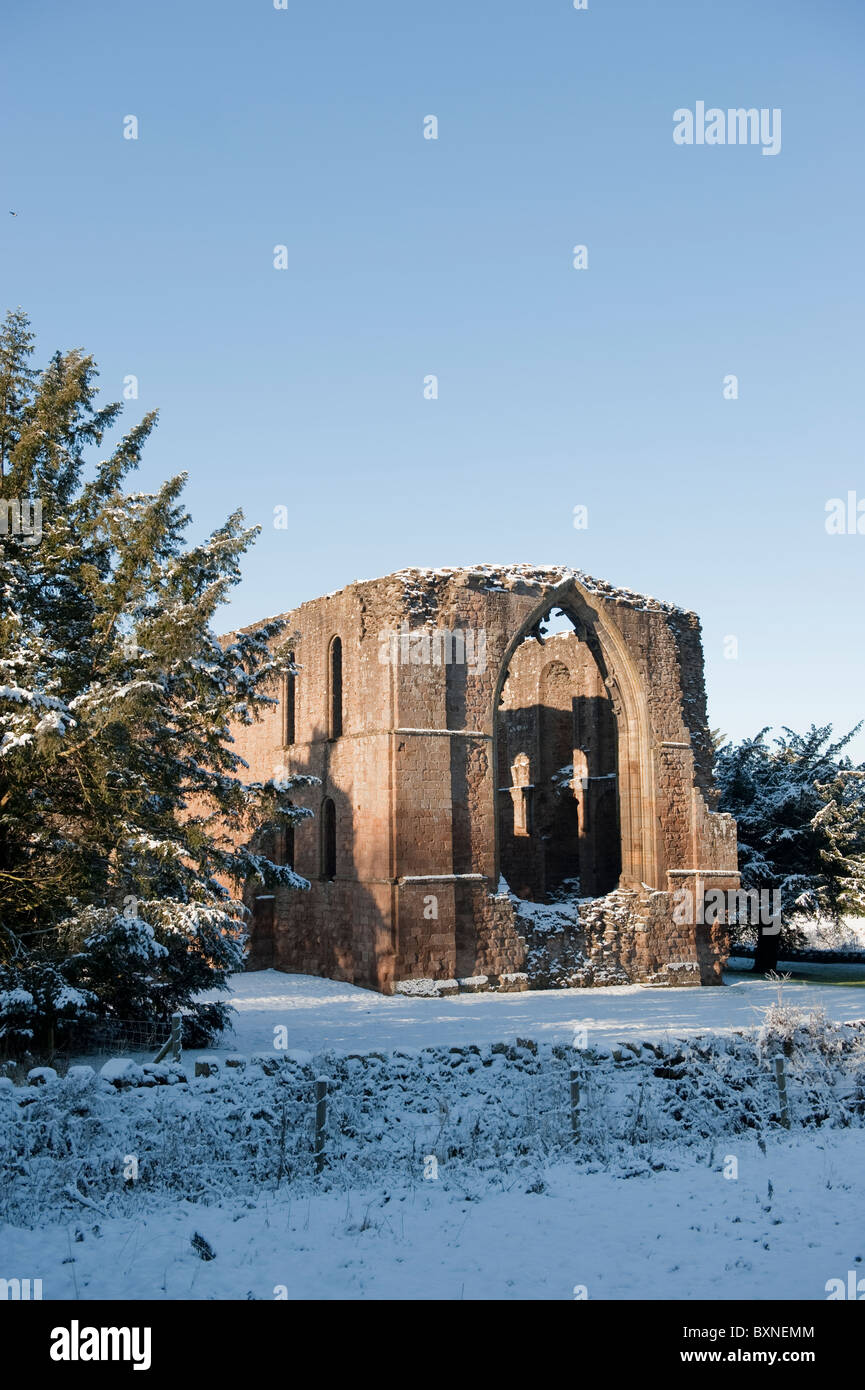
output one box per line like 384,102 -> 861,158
569,1066 -> 581,1142
314,1076 -> 328,1173
774,1054 -> 790,1129
153,1013 -> 183,1066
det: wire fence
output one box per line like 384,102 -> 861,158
4,1022 -> 865,1225
67,1017 -> 173,1056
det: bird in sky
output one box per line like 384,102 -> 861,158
8,211 -> 17,216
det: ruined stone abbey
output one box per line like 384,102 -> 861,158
228,565 -> 739,994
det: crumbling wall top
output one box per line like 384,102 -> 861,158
224,564 -> 693,645
386,565 -> 687,616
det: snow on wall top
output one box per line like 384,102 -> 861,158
225,564 -> 687,641
383,564 -> 685,615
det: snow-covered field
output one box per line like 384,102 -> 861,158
802,918 -> 865,951
8,967 -> 865,1302
192,965 -> 865,1059
4,1132 -> 863,1300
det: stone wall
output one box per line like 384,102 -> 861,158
223,564 -> 739,993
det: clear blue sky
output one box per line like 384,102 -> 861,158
4,0 -> 864,754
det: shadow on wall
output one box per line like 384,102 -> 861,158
244,724 -> 396,992
496,695 -> 622,903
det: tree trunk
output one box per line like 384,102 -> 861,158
752,926 -> 781,974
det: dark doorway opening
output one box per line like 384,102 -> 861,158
249,895 -> 275,969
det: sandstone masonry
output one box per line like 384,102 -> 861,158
224,564 -> 739,993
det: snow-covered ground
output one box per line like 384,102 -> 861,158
192,965 -> 865,1059
4,1132 -> 863,1300
10,966 -> 865,1303
802,917 -> 865,951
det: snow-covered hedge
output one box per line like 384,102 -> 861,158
2,1010 -> 865,1227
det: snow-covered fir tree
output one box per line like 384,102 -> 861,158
715,724 -> 865,972
0,310 -> 315,1052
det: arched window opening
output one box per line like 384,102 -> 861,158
496,607 -> 620,902
321,798 -> 336,880
329,637 -> 343,738
282,653 -> 296,746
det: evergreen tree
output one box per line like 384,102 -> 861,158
0,310 -> 314,1052
715,724 -> 865,972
